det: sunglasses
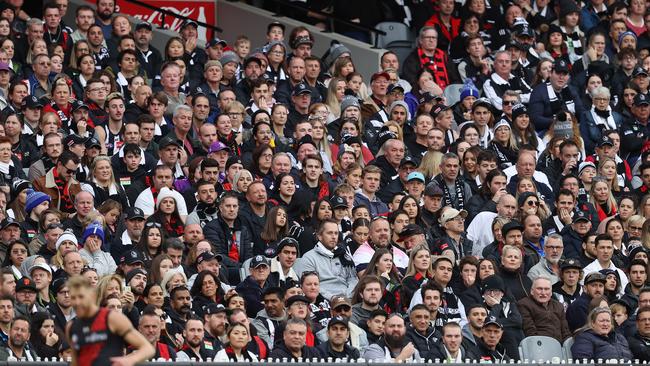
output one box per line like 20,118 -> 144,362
46,223 -> 64,230
145,222 -> 162,228
526,200 -> 539,207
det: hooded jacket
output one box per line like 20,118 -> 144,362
405,323 -> 441,354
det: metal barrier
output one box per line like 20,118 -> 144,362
4,360 -> 650,365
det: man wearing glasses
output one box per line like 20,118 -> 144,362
33,150 -> 81,217
527,234 -> 565,284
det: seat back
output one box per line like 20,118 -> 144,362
518,336 -> 563,362
386,40 -> 414,65
562,337 -> 575,361
374,21 -> 413,48
239,257 -> 253,280
443,83 -> 465,107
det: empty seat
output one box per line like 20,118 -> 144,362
374,21 -> 413,49
518,336 -> 563,362
386,40 -> 413,64
562,337 -> 575,361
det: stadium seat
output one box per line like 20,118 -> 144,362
562,337 -> 575,361
518,336 -> 563,362
374,21 -> 414,49
240,257 -> 253,280
386,40 -> 414,65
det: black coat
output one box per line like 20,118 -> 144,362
268,343 -> 322,361
204,216 -> 254,283
627,332 -> 650,361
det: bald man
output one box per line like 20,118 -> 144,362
63,191 -> 96,239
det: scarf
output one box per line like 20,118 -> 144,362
195,202 -> 217,227
49,102 -> 71,130
561,26 -> 583,58
332,243 -> 355,268
590,106 -> 617,131
163,215 -> 184,237
224,346 -> 253,362
489,141 -> 517,169
434,174 -> 466,210
546,82 -> 575,114
53,167 -> 74,212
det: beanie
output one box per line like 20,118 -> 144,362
460,79 -> 479,101
55,230 -> 78,250
25,189 -> 51,214
82,221 -> 104,245
559,0 -> 580,18
155,187 -> 181,209
340,95 -> 360,113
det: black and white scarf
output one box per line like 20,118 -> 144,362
547,82 -> 575,115
489,141 -> 517,169
590,106 -> 617,131
434,175 -> 466,210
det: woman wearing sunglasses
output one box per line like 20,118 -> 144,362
517,192 -> 550,222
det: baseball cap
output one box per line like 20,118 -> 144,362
397,224 -> 425,241
125,207 -> 145,220
598,135 -> 614,147
197,251 -> 221,265
330,295 -> 352,309
285,294 -> 310,307
399,156 -> 417,169
206,38 -> 227,48
22,95 -> 43,109
180,19 -> 198,30
71,99 -> 89,112
327,315 -> 350,329
225,156 -> 243,171
16,277 -> 37,293
560,258 -> 583,271
208,141 -> 231,154
419,92 -> 443,104
0,217 -> 20,230
572,210 -> 590,223
30,263 -> 52,275
120,250 -> 144,265
331,195 -> 348,210
431,103 -> 451,118
250,255 -> 270,269
243,56 -> 263,68
584,272 -> 607,285
85,137 -> 101,149
0,62 -> 10,72
158,135 -> 182,149
407,172 -> 425,183
481,275 -> 506,293
203,303 -> 228,315
424,183 -> 444,197
553,59 -> 570,73
484,316 -> 503,328
370,71 -> 390,82
135,21 -> 153,31
64,134 -> 87,148
633,66 -> 648,78
439,208 -> 468,225
472,98 -> 493,111
387,83 -> 404,94
292,82 -> 312,97
634,93 -> 649,106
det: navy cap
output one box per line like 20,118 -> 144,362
125,206 -> 145,220
484,316 -> 503,328
120,250 -> 144,265
180,19 -> 198,30
22,95 -> 43,109
327,315 -> 350,329
572,210 -> 590,223
64,134 -> 87,147
387,83 -> 405,94
135,21 -> 152,31
85,137 -> 101,149
399,156 -> 417,169
634,93 -> 650,106
250,255 -> 270,269
560,258 -> 583,271
71,99 -> 89,112
633,66 -> 648,78
501,220 -> 524,237
553,59 -> 570,73
598,135 -> 614,147
159,135 -> 182,149
203,303 -> 228,315
206,38 -> 227,48
285,294 -> 310,307
292,82 -> 312,97
197,251 -> 222,265
331,195 -> 347,209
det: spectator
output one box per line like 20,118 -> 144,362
518,276 -> 571,342
571,306 -> 633,360
363,313 -> 423,362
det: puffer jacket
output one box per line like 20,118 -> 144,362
571,329 -> 633,361
405,323 -> 441,355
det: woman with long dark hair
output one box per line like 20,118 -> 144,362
147,187 -> 185,238
190,270 -> 225,317
134,222 -> 166,267
30,312 -> 63,359
363,248 -> 402,313
259,206 -> 289,254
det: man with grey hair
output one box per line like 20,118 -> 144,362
160,62 -> 186,115
517,276 -> 571,342
16,19 -> 45,67
527,234 -> 564,284
432,153 -> 473,210
167,104 -> 195,158
402,26 -> 449,89
371,137 -> 405,190
482,50 -> 532,110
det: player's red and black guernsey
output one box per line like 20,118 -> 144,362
69,307 -> 127,366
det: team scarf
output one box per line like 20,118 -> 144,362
49,102 -> 71,130
546,82 -> 575,115
590,106 -> 618,131
434,174 -> 466,210
489,141 -> 517,169
53,167 -> 74,212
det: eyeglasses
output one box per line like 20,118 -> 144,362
502,100 -> 516,106
145,222 -> 162,228
526,200 -> 539,207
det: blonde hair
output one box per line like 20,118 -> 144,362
404,244 -> 434,278
95,274 -> 123,306
419,151 -> 443,179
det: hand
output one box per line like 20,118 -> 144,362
559,208 -> 572,225
587,46 -> 597,61
77,119 -> 87,136
483,294 -> 499,306
185,36 -> 197,52
174,333 -> 185,349
492,187 -> 507,203
381,271 -> 391,280
178,147 -> 188,167
226,288 -> 238,298
563,159 -> 577,175
121,291 -> 135,309
289,223 -> 304,238
397,342 -> 416,361
86,237 -> 101,253
45,331 -> 59,346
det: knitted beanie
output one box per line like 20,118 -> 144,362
25,189 -> 51,214
82,221 -> 104,245
460,79 -> 479,101
340,95 -> 360,113
55,231 -> 78,250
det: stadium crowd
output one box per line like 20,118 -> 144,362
0,0 -> 649,362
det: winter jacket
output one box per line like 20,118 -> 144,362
466,193 -> 497,223
316,321 -> 368,352
204,216 -> 254,283
268,343 -> 322,361
295,242 -> 358,300
475,337 -> 511,362
79,247 -> 117,276
567,293 -> 593,332
32,168 -> 82,216
499,266 -> 532,301
483,297 -> 524,360
236,276 -> 274,318
579,108 -> 624,155
405,323 -> 441,355
517,295 -> 571,342
424,342 -> 479,362
571,329 -> 633,361
627,331 -> 650,361
315,341 -> 361,360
